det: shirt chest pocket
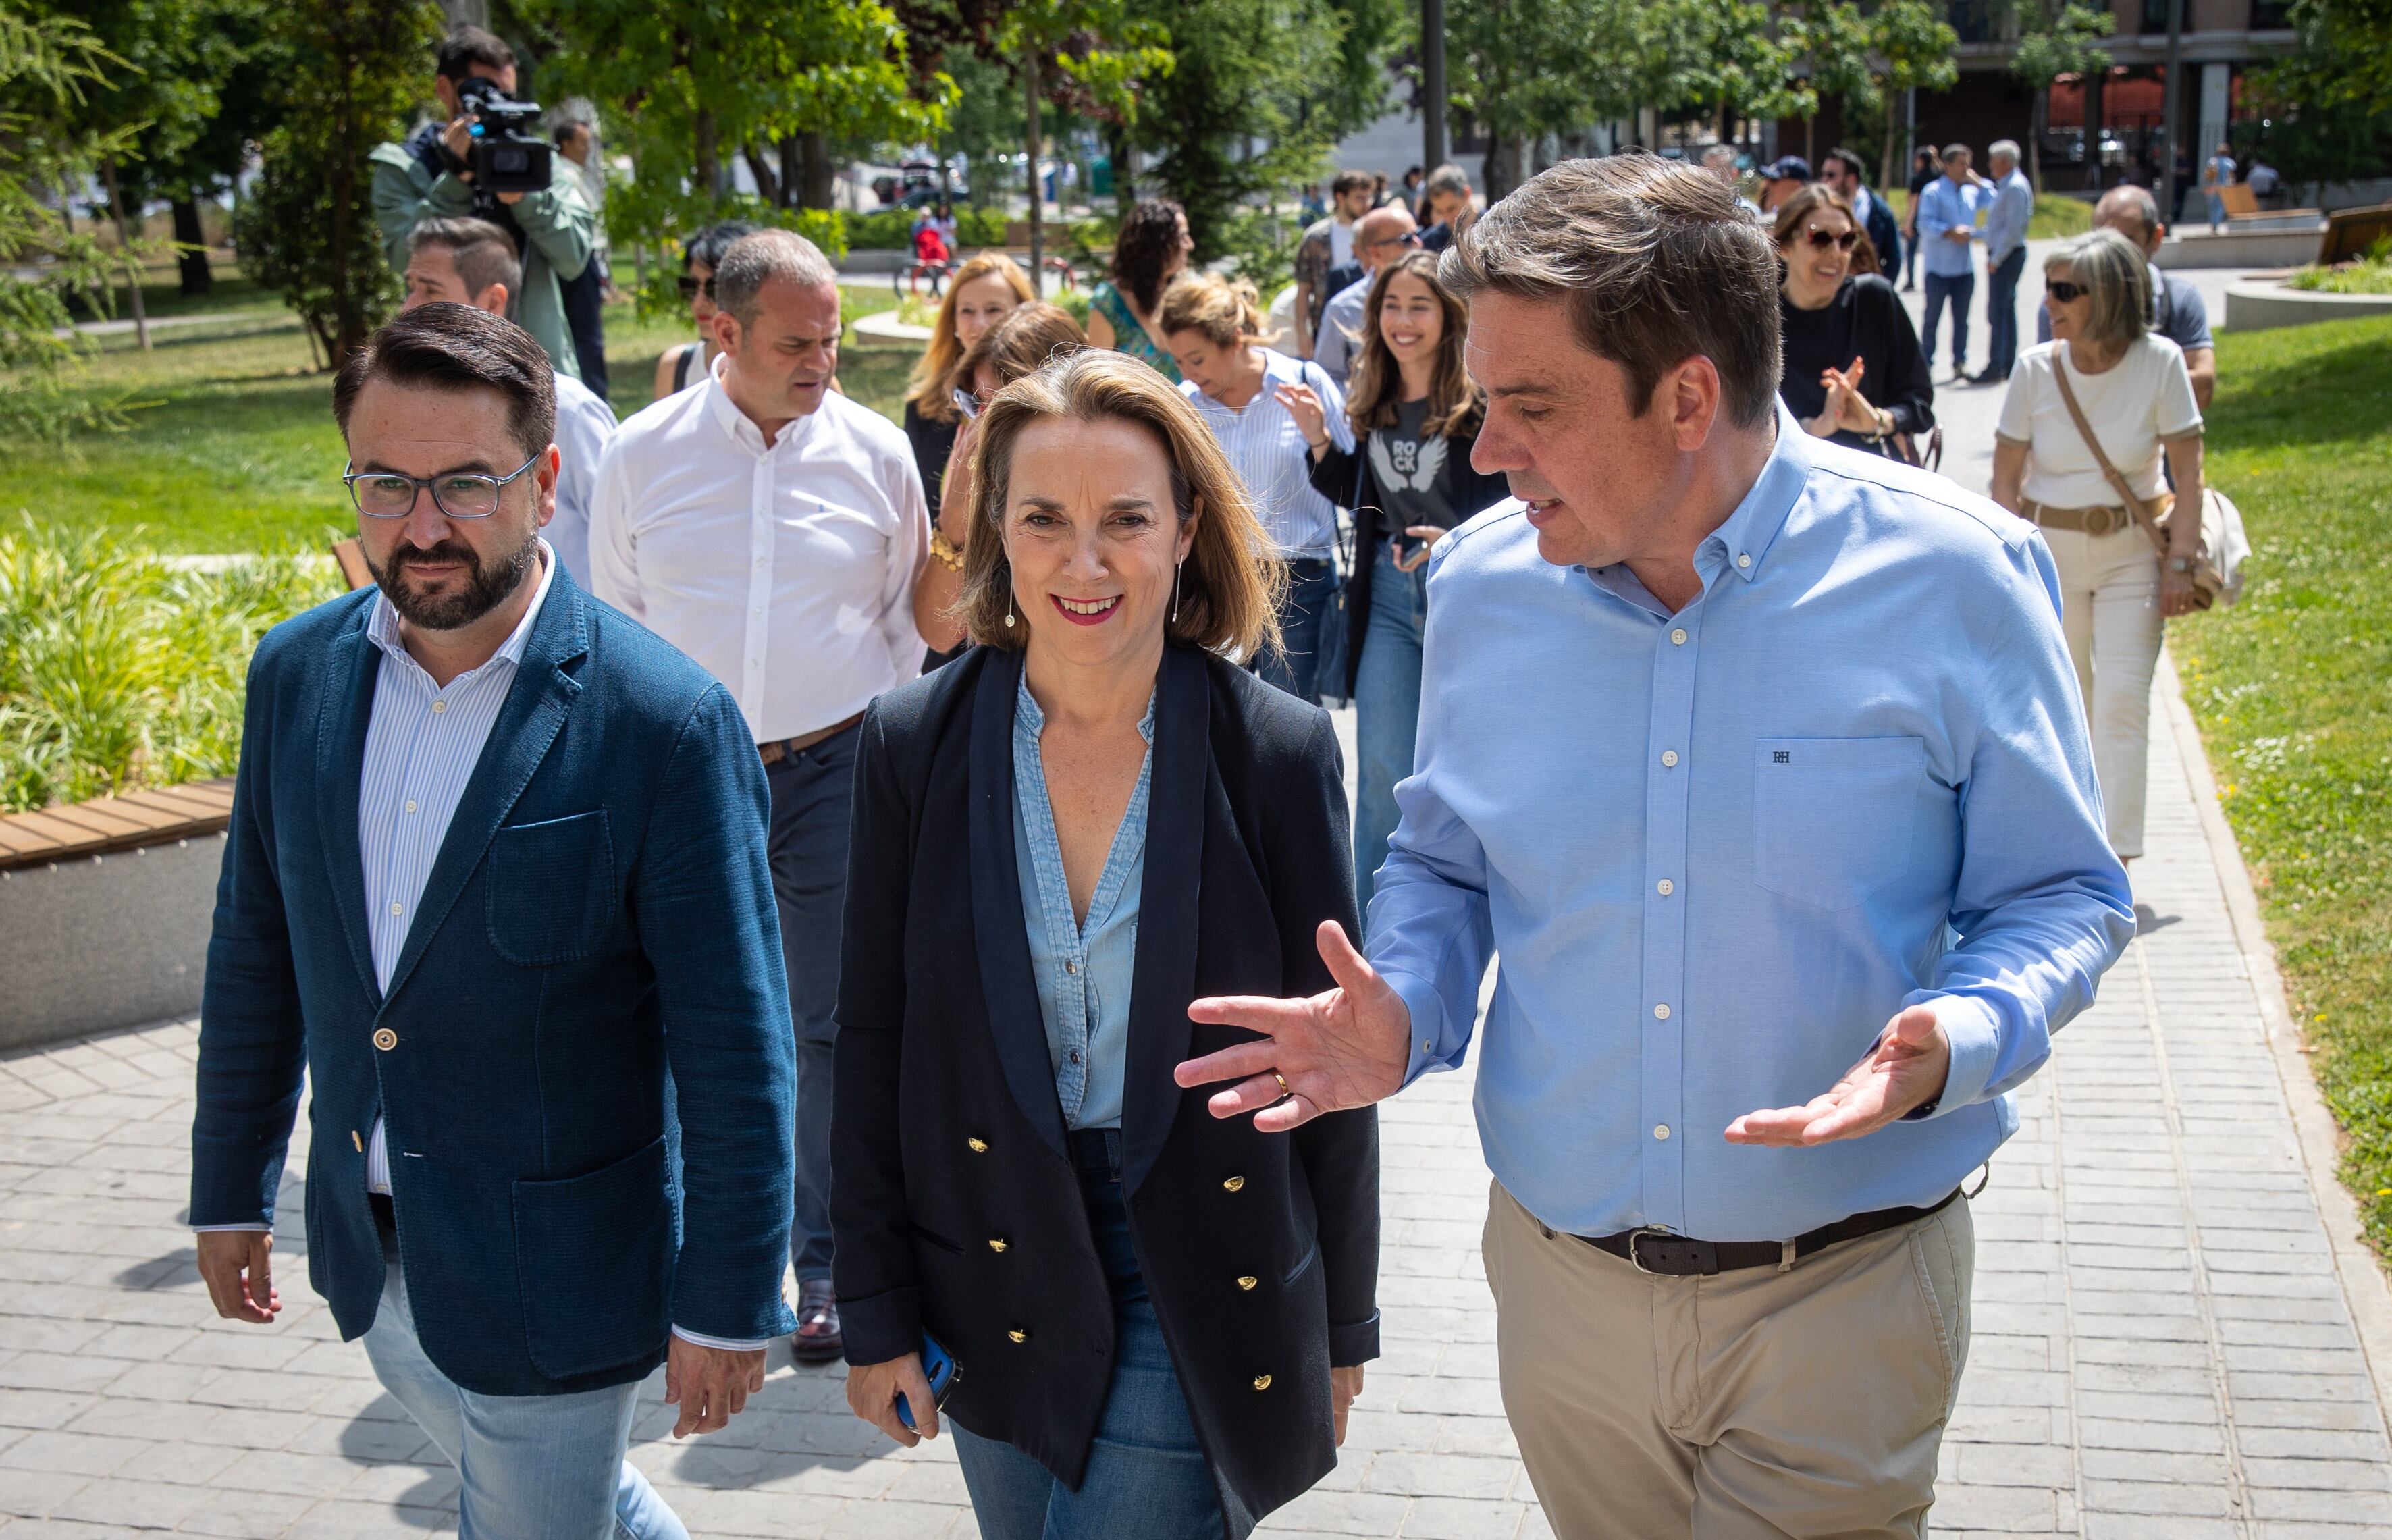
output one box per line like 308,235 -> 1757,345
485,809 -> 616,965
1752,737 -> 1925,909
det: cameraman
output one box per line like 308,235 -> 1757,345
369,27 -> 595,383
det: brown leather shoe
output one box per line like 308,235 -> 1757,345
791,1278 -> 842,1362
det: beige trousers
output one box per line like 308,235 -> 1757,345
2043,523 -> 2164,859
1482,1182 -> 1973,1540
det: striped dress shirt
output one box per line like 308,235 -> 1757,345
1182,348 -> 1354,558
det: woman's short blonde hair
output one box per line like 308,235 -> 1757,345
2046,229 -> 2150,350
1154,271 -> 1271,350
955,350 -> 1284,659
904,253 -> 1036,419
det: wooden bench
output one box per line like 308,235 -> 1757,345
0,778 -> 236,872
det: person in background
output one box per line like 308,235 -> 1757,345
369,28 -> 595,383
1312,204 -> 1420,391
1278,250 -> 1508,905
1704,144 -> 1759,219
654,220 -> 755,400
192,303 -> 796,1540
401,217 -> 616,589
1819,148 -> 1900,277
1994,228 -> 2206,862
834,348 -> 1377,1540
1915,143 -> 1983,381
1772,186 -> 1934,456
1161,273 -> 1354,704
1402,165 -> 1425,211
1086,198 -> 1194,384
591,230 -> 929,1371
2036,184 -> 2215,410
913,301 -> 1089,664
903,253 -> 1036,659
551,117 -> 611,397
1973,140 -> 2034,385
2247,157 -> 2281,201
1903,145 -> 1939,290
1173,152 -> 2135,1539
1294,171 -> 1379,357
1755,155 -> 1811,216
1300,182 -> 1327,224
1416,163 -> 1479,253
2200,142 -> 2237,230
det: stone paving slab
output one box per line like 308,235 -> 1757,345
3,679 -> 2389,1537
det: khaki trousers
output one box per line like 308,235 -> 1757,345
1483,1182 -> 1973,1540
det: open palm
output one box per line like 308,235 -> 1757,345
1175,920 -> 1411,1131
1725,1005 -> 1952,1146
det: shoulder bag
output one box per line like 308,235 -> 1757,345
2048,358 -> 2247,609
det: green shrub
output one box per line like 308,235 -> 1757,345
0,520 -> 338,812
843,207 -> 1013,250
2289,237 -> 2392,295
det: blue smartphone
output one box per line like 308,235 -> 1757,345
895,1332 -> 959,1431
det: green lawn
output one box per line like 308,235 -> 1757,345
2173,315 -> 2392,1260
2,277 -> 913,555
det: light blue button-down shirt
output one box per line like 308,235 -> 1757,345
1983,167 -> 2033,267
1013,674 -> 1155,1130
1368,412 -> 2134,1242
1915,175 -> 1983,279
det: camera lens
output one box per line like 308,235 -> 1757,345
493,149 -> 527,174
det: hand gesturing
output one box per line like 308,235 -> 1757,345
1724,1005 -> 1952,1146
1174,920 -> 1410,1131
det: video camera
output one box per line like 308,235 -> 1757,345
456,75 -> 552,196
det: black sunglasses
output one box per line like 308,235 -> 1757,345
676,274 -> 716,300
2046,281 -> 2086,303
1801,226 -> 1859,252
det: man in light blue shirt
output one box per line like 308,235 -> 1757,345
1177,155 -> 2133,1536
1914,143 -> 1984,379
1975,140 -> 2036,383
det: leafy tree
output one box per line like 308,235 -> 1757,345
234,0 -> 444,368
1774,0 -> 1875,165
2009,1 -> 2110,190
1646,0 -> 1803,151
2241,0 -> 2392,196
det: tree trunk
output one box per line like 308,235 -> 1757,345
171,197 -> 213,296
2083,70 -> 2105,191
1025,48 -> 1044,298
694,111 -> 722,200
797,132 -> 835,211
744,144 -> 782,206
1107,125 -> 1134,221
99,159 -> 151,351
1804,113 -> 1816,165
2029,90 -> 2044,192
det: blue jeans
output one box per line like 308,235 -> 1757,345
1921,269 -> 1974,373
361,1249 -> 685,1540
1252,557 -> 1338,706
951,1130 -> 1221,1540
1984,245 -> 2027,379
1353,544 -> 1427,909
766,722 -> 859,1283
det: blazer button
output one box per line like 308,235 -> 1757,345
1007,1328 -> 1029,1344
967,1137 -> 989,1154
1252,1375 -> 1273,1391
1235,1275 -> 1258,1291
1223,1175 -> 1245,1192
372,1028 -> 398,1052
988,1238 -> 1009,1253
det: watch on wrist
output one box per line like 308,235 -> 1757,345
2167,555 -> 2193,575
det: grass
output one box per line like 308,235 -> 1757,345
2288,238 -> 2392,296
2171,314 -> 2392,1263
1879,190 -> 2094,240
0,274 -> 912,556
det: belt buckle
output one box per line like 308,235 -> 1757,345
1628,1228 -> 1720,1277
2091,506 -> 2121,537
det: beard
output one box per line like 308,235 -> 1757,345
365,528 -> 539,631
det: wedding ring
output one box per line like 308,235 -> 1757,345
1273,1071 -> 1292,1099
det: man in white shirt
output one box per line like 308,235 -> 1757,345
402,217 -> 616,587
590,229 -> 928,1365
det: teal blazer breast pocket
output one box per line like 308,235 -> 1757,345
487,809 -> 617,965
1752,736 -> 1925,908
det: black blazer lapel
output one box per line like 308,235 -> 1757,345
968,647 -> 1070,1161
1121,645 -> 1207,1196
379,568 -> 591,1011
315,602 -> 385,1007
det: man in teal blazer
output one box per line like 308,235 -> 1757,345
190,304 -> 795,1540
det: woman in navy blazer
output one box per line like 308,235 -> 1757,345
833,350 -> 1381,1540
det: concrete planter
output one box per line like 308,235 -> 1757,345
2224,282 -> 2392,331
2156,226 -> 2327,270
0,833 -> 224,1052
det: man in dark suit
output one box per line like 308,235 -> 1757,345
190,303 -> 796,1540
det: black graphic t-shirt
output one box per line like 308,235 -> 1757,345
1366,398 -> 1460,543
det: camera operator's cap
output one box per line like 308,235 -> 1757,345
1761,156 -> 1813,184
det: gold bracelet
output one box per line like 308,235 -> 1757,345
929,526 -> 966,573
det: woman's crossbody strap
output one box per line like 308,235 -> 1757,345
2049,359 -> 2169,558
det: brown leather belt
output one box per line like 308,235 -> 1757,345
2020,498 -> 2134,537
758,712 -> 864,767
1577,1188 -> 1961,1277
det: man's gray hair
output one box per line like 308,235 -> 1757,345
2046,228 -> 2150,350
1942,142 -> 1971,162
1988,139 -> 2021,163
1423,163 -> 1472,199
713,229 -> 839,329
1702,144 -> 1740,171
2094,184 -> 2163,242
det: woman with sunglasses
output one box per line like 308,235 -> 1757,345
652,221 -> 756,401
1772,185 -> 1934,455
1990,228 -> 2206,863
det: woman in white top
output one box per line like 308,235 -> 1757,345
1991,228 -> 2206,859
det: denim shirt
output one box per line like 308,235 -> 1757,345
1012,674 -> 1156,1130
1915,176 -> 1982,279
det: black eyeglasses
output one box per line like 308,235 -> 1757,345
344,451 -> 543,521
1364,231 -> 1424,253
2046,281 -> 2086,303
676,274 -> 716,300
1801,227 -> 1859,252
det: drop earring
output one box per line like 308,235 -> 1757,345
1003,564 -> 1016,628
1170,559 -> 1184,625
